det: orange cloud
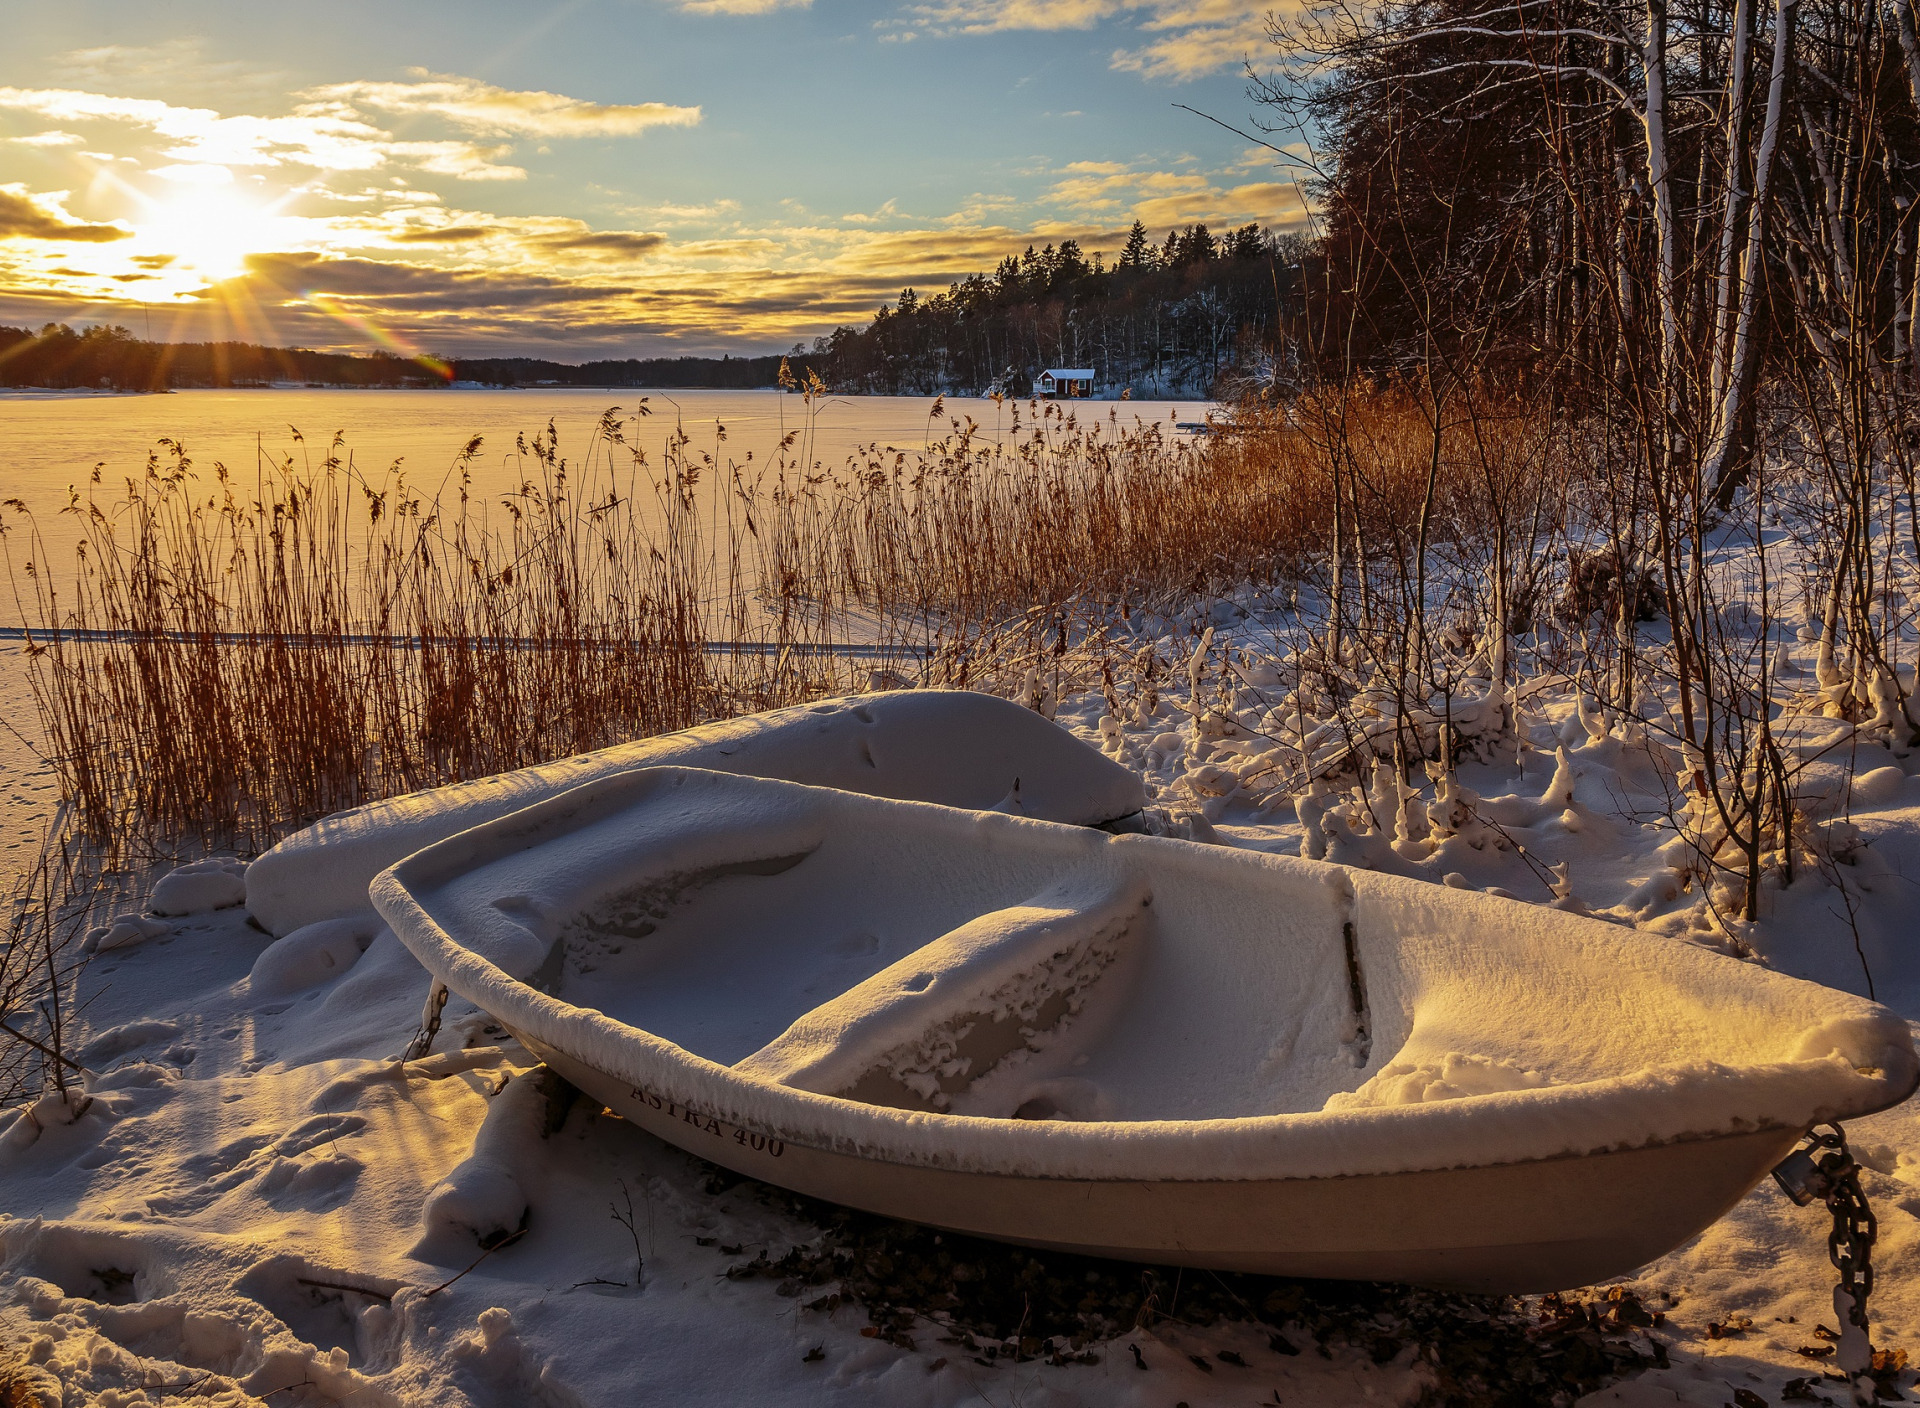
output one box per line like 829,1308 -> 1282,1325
0,184 -> 129,242
304,72 -> 701,138
888,0 -> 1276,76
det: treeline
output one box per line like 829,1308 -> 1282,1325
0,323 -> 442,390
0,323 -> 826,392
805,223 -> 1312,399
1263,0 -> 1920,494
451,353 -> 819,389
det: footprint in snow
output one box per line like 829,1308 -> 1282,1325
151,1115 -> 368,1215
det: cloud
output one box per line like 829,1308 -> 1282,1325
1038,157 -> 1306,228
901,0 -> 1127,33
630,199 -> 742,223
885,0 -> 1272,77
1110,10 -> 1273,80
383,141 -> 525,181
670,237 -> 781,259
152,163 -> 235,185
1132,177 -> 1304,227
529,229 -> 668,256
303,72 -> 700,138
7,130 -> 85,148
0,111 -> 1305,357
0,84 -> 528,180
0,71 -> 694,187
676,0 -> 812,13
47,39 -> 281,90
839,198 -> 901,226
389,225 -> 494,243
0,185 -> 130,243
363,214 -> 668,259
232,251 -> 630,310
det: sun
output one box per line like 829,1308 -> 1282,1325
139,179 -> 295,282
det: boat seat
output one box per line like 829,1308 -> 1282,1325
733,869 -> 1151,1115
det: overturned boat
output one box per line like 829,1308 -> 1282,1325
248,689 -> 1145,937
373,765 -> 1917,1293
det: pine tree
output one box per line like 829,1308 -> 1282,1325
1174,224 -> 1217,265
1118,220 -> 1153,269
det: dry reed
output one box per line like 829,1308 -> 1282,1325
4,387 -> 1565,858
3,408 -> 864,852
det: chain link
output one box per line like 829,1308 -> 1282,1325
1824,1135 -> 1876,1330
1773,1123 -> 1878,1403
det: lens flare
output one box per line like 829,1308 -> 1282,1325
139,180 -> 295,281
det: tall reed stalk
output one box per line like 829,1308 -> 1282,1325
3,387 -> 1603,864
3,409 -> 864,853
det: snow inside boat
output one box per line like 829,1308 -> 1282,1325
372,766 -> 1919,1293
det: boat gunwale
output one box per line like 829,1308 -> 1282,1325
372,768 -> 1920,1186
526,1029 -> 1818,1188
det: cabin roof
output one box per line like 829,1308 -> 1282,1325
1041,368 -> 1095,379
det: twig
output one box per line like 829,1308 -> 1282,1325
256,1377 -> 316,1400
424,1226 -> 528,1297
0,1017 -> 88,1074
611,1178 -> 645,1282
296,1277 -> 393,1303
148,1374 -> 215,1395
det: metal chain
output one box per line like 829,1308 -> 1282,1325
1827,1138 -> 1876,1337
1772,1122 -> 1879,1404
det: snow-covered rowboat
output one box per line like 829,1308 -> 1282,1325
373,766 -> 1918,1293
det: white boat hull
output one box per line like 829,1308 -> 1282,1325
372,764 -> 1918,1295
537,1037 -> 1793,1292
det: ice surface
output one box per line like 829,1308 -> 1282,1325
248,690 -> 1146,936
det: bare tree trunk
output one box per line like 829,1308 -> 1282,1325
1712,0 -> 1757,410
1898,0 -> 1920,383
1708,0 -> 1798,505
1641,0 -> 1682,465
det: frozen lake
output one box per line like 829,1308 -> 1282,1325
0,387 -> 1212,879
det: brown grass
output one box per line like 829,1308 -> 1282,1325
4,410 -> 861,852
769,387 -> 1567,700
4,387 -> 1566,857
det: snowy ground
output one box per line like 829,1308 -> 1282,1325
4,613 -> 1920,1406
0,646 -> 58,877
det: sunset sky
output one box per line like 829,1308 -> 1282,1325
0,0 -> 1308,360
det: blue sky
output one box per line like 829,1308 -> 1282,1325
0,0 -> 1308,357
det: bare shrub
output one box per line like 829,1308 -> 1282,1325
0,837 -> 108,1106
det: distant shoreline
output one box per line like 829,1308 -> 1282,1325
0,383 -> 1177,401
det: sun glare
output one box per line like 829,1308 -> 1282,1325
139,182 -> 292,282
